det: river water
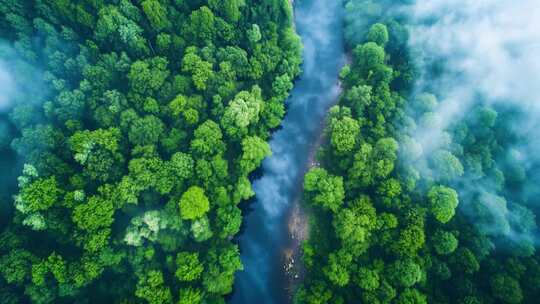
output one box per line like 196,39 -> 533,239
230,0 -> 345,303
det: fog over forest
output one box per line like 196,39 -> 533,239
403,0 -> 540,246
1,1 -> 540,303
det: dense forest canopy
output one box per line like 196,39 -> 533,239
296,0 -> 540,303
1,0 -> 539,304
0,0 -> 301,303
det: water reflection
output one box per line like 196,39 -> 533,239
230,0 -> 346,303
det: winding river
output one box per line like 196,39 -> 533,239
230,0 -> 346,303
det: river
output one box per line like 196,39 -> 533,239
230,0 -> 346,303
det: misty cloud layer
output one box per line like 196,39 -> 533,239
0,42 -> 46,115
402,0 -> 540,249
410,0 -> 540,122
0,60 -> 15,112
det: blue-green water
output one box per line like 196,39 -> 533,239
230,0 -> 345,303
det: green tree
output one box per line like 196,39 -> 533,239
240,136 -> 271,174
95,5 -> 148,54
175,252 -> 204,282
0,250 -> 36,285
215,205 -> 242,239
450,248 -> 480,275
323,250 -> 352,287
333,196 -> 377,253
128,115 -> 165,146
432,230 -> 458,255
191,216 -> 213,242
355,267 -> 379,291
428,186 -> 459,223
70,128 -> 123,181
182,48 -> 213,91
18,177 -> 61,213
72,196 -> 114,232
128,57 -> 169,95
135,270 -> 173,304
190,120 -> 226,157
179,186 -> 210,220
247,24 -> 262,43
387,259 -> 423,288
344,84 -> 372,116
221,87 -> 264,138
430,150 -> 464,182
202,245 -> 242,295
178,287 -> 203,304
330,115 -> 360,154
304,168 -> 345,213
395,288 -> 427,304
208,0 -> 242,23
490,274 -> 523,304
183,6 -> 216,45
141,0 -> 170,31
348,138 -> 398,188
367,23 -> 389,46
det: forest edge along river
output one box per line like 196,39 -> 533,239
230,0 -> 346,303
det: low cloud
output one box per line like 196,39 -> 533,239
0,60 -> 16,112
401,0 -> 540,251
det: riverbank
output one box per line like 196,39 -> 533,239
281,80 -> 344,300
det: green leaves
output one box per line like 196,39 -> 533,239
182,49 -> 214,91
0,249 -> 35,285
190,120 -> 225,157
183,6 -> 216,45
355,267 -> 380,291
367,23 -> 389,46
387,259 -> 423,288
239,136 -> 271,174
490,274 -> 523,304
191,216 -> 213,242
430,150 -> 464,182
128,57 -> 169,95
0,0 -> 303,302
323,250 -> 353,286
128,115 -> 165,146
333,196 -> 377,254
330,115 -> 360,154
141,0 -> 170,31
304,168 -> 345,213
175,252 -> 204,282
72,196 -> 114,232
432,230 -> 458,255
215,205 -> 242,239
70,128 -> 123,181
428,186 -> 459,224
348,138 -> 398,188
19,177 -> 61,212
135,270 -> 173,304
179,186 -> 210,220
202,245 -> 242,295
95,5 -> 148,54
178,287 -> 203,304
221,86 -> 264,138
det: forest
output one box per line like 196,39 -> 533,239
1,0 -> 539,304
0,0 -> 301,303
296,0 -> 540,303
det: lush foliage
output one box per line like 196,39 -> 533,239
295,1 -> 540,303
0,0 -> 301,302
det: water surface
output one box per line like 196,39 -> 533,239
230,0 -> 346,303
